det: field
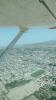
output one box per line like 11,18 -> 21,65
31,70 -> 45,78
5,79 -> 31,90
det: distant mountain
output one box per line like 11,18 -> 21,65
41,40 -> 56,45
16,40 -> 56,48
0,40 -> 56,50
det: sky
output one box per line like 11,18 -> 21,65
0,27 -> 56,47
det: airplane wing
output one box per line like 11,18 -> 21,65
49,26 -> 56,29
0,0 -> 56,28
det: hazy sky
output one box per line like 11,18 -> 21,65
0,27 -> 56,47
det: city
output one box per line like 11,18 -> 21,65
0,41 -> 56,100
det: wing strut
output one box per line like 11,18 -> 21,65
0,26 -> 28,58
39,0 -> 56,20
